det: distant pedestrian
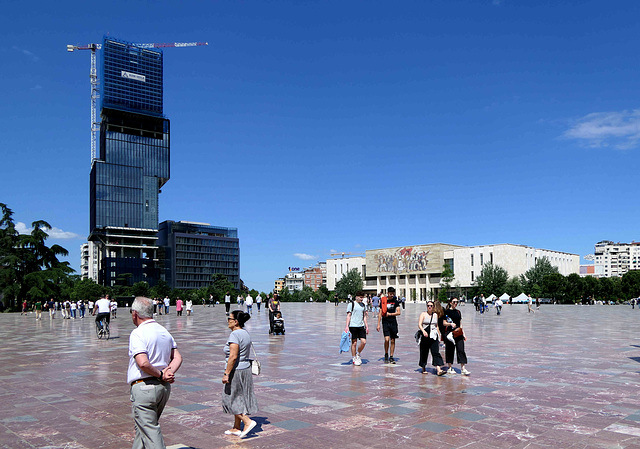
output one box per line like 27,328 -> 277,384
442,298 -> 469,376
495,298 -> 503,315
21,300 -> 28,315
186,299 -> 193,316
47,298 -> 55,319
34,300 -> 42,320
176,297 -> 183,316
371,293 -> 381,318
256,294 -> 262,312
535,297 -> 540,310
245,294 -> 253,314
528,295 -> 535,313
164,296 -> 170,315
225,292 -> 231,316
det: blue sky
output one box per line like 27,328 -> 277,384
2,0 -> 639,292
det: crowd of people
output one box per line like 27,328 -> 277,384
342,287 -> 470,375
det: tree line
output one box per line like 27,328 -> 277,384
470,257 -> 640,303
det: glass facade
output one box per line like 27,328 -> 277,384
158,221 -> 240,290
102,37 -> 163,116
89,37 -> 169,287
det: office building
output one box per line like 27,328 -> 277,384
89,37 -> 169,287
158,220 -> 240,290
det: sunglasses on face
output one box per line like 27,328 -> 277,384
427,304 -> 434,307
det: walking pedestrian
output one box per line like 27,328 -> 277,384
225,292 -> 231,316
245,294 -> 253,315
442,298 -> 470,375
221,310 -> 258,438
377,287 -> 401,364
176,297 -> 183,316
345,291 -> 368,366
417,300 -> 446,375
128,297 -> 182,448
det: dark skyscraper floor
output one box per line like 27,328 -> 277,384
1,302 -> 639,448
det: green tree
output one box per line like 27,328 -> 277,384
132,281 -> 150,297
315,285 -> 330,302
564,273 -> 584,303
541,272 -> 565,301
0,204 -> 74,309
438,264 -> 455,302
521,257 -> 559,295
583,276 -> 600,301
72,278 -> 105,301
473,262 -> 508,297
504,276 -> 523,298
621,270 -> 640,300
149,280 -> 171,299
211,273 -> 235,302
335,269 -> 363,300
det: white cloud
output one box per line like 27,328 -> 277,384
564,109 -> 640,150
294,253 -> 317,261
15,222 -> 82,239
12,46 -> 40,62
30,84 -> 42,91
492,0 -> 504,5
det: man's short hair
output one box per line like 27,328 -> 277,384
132,297 -> 154,318
387,287 -> 395,293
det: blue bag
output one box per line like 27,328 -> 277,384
339,331 -> 351,353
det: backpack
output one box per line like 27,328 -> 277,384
380,295 -> 388,317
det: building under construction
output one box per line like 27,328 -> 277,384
89,37 -> 169,287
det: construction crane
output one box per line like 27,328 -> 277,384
330,252 -> 364,258
67,41 -> 208,164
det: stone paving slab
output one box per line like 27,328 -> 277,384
2,302 -> 640,448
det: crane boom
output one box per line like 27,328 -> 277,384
67,40 -> 208,164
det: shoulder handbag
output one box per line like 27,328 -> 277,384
452,327 -> 464,338
249,343 -> 261,375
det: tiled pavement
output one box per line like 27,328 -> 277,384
2,302 -> 640,448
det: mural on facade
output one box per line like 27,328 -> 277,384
366,244 -> 446,275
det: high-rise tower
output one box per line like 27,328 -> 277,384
89,37 -> 169,287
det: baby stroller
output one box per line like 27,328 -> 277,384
271,312 -> 285,335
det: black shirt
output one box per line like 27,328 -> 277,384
445,308 -> 462,327
382,296 -> 400,321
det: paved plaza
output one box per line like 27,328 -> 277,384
1,301 -> 640,448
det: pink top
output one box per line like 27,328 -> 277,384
176,299 -> 183,311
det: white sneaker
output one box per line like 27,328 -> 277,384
354,355 -> 362,366
447,367 -> 456,374
461,368 -> 470,376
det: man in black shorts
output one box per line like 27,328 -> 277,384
344,291 -> 369,366
376,286 -> 401,364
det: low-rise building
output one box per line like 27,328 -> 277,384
326,256 -> 366,291
364,243 -> 579,300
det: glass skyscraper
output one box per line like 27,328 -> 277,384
158,221 -> 240,290
89,37 -> 170,287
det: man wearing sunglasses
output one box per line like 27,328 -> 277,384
376,286 -> 401,364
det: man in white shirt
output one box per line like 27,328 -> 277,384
256,294 -> 262,312
93,295 -> 112,329
163,296 -> 170,315
245,294 -> 254,314
128,297 -> 182,449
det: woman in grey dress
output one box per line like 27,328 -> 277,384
222,310 -> 258,438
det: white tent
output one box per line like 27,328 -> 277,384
499,293 -> 511,301
512,292 -> 528,303
486,294 -> 496,302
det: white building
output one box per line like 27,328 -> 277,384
326,256 -> 366,291
80,242 -> 99,282
364,243 -> 579,300
594,240 -> 640,277
284,270 -> 305,292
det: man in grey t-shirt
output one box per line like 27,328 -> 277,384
344,291 -> 369,366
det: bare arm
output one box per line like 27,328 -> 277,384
222,343 -> 239,384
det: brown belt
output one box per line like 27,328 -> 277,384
131,377 -> 155,386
